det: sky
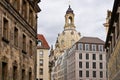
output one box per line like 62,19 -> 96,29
37,0 -> 114,47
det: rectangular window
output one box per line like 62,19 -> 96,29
79,62 -> 82,68
29,40 -> 32,56
100,71 -> 103,78
86,53 -> 89,59
99,54 -> 102,60
22,0 -> 27,19
86,71 -> 89,77
86,62 -> 89,68
40,59 -> 43,66
93,71 -> 96,77
39,51 -> 43,58
79,53 -> 82,59
29,72 -> 32,80
93,54 -> 96,60
100,63 -> 103,69
2,62 -> 7,80
40,68 -> 43,75
78,43 -> 83,50
99,45 -> 103,51
14,27 -> 18,46
13,66 -> 17,80
3,17 -> 9,40
85,44 -> 89,51
79,70 -> 82,77
22,69 -> 25,80
92,44 -> 96,51
12,0 -> 19,10
29,9 -> 33,26
93,62 -> 96,69
22,34 -> 26,52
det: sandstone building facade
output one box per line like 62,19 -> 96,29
0,0 -> 40,80
105,0 -> 120,80
37,34 -> 50,80
67,37 -> 106,80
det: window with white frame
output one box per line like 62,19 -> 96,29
85,44 -> 89,51
99,45 -> 104,51
39,68 -> 43,75
39,51 -> 43,58
99,54 -> 102,60
79,53 -> 82,59
86,53 -> 89,60
78,43 -> 83,50
92,44 -> 96,51
39,59 -> 43,66
37,40 -> 42,46
100,71 -> 103,78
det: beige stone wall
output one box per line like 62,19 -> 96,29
58,30 -> 80,51
0,0 -> 39,80
37,49 -> 49,80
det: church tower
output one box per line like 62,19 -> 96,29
64,5 -> 75,30
54,5 -> 81,57
49,5 -> 81,79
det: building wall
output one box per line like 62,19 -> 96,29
37,49 -> 49,80
51,52 -> 66,80
76,51 -> 106,80
105,0 -> 120,80
67,42 -> 107,80
0,0 -> 40,80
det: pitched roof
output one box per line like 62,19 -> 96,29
78,37 -> 105,44
37,34 -> 50,49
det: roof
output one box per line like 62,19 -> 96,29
37,34 -> 50,49
78,37 -> 105,44
66,5 -> 74,14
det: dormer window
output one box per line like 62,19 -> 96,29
37,40 -> 42,46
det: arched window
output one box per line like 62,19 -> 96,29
68,16 -> 72,24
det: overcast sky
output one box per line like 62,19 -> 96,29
37,0 -> 114,47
